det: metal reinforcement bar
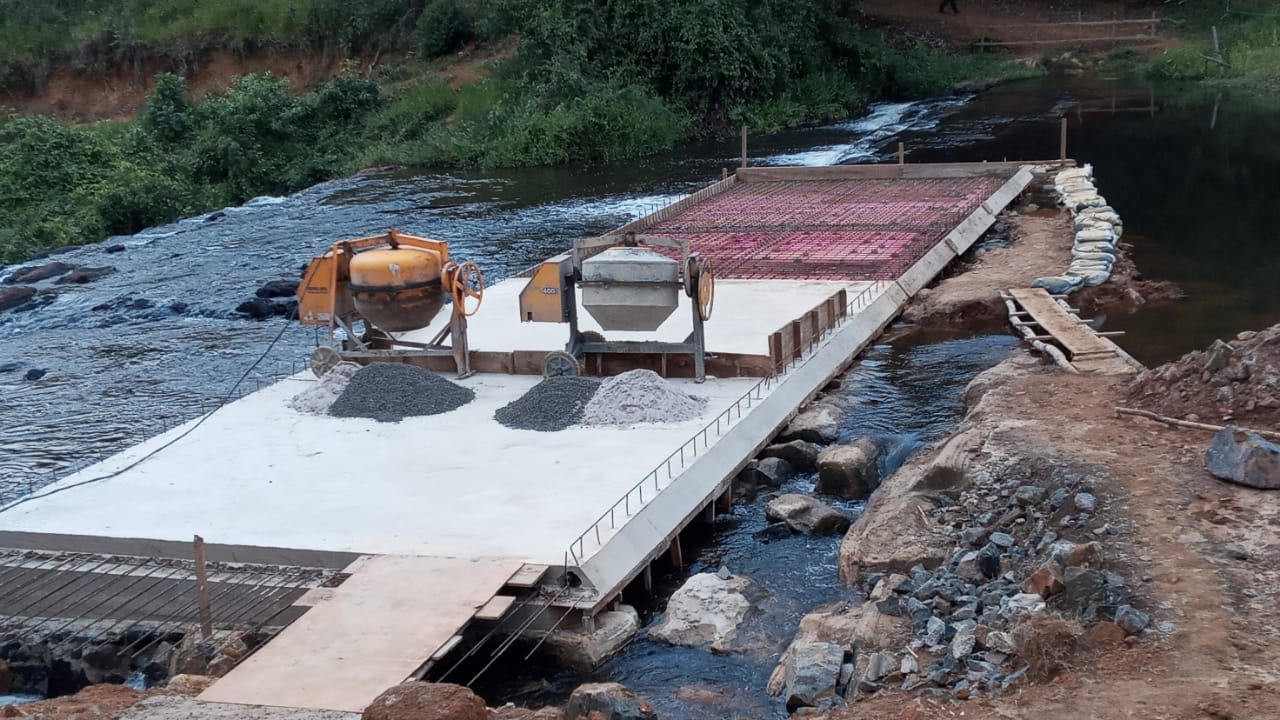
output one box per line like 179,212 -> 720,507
566,281 -> 887,567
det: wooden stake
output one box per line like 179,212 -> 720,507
642,564 -> 653,594
897,142 -> 905,165
717,486 -> 732,513
740,125 -> 748,168
193,535 -> 213,640
1114,407 -> 1280,441
669,535 -> 684,569
721,167 -> 729,180
1059,117 -> 1068,162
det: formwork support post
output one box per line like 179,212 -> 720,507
897,142 -> 905,165
717,486 -> 732,513
669,535 -> 684,569
642,564 -> 653,594
193,535 -> 213,640
1059,117 -> 1068,162
740,125 -> 748,168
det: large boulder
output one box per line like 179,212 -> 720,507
759,440 -> 822,472
746,457 -> 796,488
543,606 -> 639,670
649,572 -> 761,652
6,261 -> 72,284
765,494 -> 850,535
565,683 -> 656,720
779,403 -> 843,444
490,706 -> 565,720
363,682 -> 486,720
256,279 -> 299,298
55,266 -> 115,284
778,641 -> 846,710
839,427 -> 986,583
1206,427 -> 1280,490
0,286 -> 36,312
815,438 -> 880,499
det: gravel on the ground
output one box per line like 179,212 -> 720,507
328,363 -> 474,422
495,377 -> 600,431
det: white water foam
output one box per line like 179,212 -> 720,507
761,97 -> 971,167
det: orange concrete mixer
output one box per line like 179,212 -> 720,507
297,230 -> 483,377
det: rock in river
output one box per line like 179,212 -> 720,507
55,266 -> 115,284
649,572 -> 761,652
6,261 -> 72,284
0,286 -> 36,312
765,494 -> 850,535
363,682 -> 486,720
816,438 -> 881,499
565,683 -> 657,720
759,439 -> 822,473
779,402 -> 843,444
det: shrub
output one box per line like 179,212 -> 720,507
1011,614 -> 1081,680
142,72 -> 194,143
417,0 -> 474,59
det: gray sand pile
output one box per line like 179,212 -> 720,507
495,376 -> 601,432
288,362 -> 361,415
582,369 -> 707,427
329,363 -> 474,422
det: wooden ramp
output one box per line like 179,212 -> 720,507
1006,287 -> 1134,374
199,555 -> 523,712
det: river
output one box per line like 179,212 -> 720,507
1,76 -> 1278,712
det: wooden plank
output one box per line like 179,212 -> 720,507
200,555 -> 522,713
505,564 -> 549,588
474,594 -> 516,621
1008,288 -> 1115,360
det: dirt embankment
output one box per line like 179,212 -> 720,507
0,38 -> 516,122
824,343 -> 1280,719
904,198 -> 1182,332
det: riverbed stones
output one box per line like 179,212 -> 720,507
0,286 -> 36,312
649,573 -> 760,652
1206,427 -> 1280,490
816,438 -> 880,499
1021,565 -> 1065,599
740,456 -> 797,491
255,279 -> 298,298
780,403 -> 843,444
545,606 -> 639,670
6,262 -> 72,284
363,682 -> 486,720
765,494 -> 850,535
759,440 -> 822,472
565,683 -> 656,720
55,266 -> 115,284
1073,492 -> 1098,512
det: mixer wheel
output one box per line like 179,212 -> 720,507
542,351 -> 581,378
695,257 -> 714,321
445,260 -> 485,317
309,346 -> 343,378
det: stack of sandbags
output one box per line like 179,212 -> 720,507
1031,164 -> 1125,294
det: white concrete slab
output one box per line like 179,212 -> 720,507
0,367 -> 757,568
402,279 -> 866,356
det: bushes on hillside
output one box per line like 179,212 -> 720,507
417,0 -> 473,58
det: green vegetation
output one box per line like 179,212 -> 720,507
0,0 -> 1032,264
1134,0 -> 1280,86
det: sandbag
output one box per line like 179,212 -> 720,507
1076,228 -> 1117,244
1074,240 -> 1117,255
1074,217 -> 1116,232
1032,275 -> 1085,294
1059,180 -> 1096,195
1067,195 -> 1108,211
1072,250 -> 1116,263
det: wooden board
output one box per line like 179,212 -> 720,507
199,555 -> 522,712
1007,288 -> 1115,361
505,563 -> 548,588
474,594 -> 516,621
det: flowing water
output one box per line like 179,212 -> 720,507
1,76 -> 1278,710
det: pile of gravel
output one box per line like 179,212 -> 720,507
582,369 -> 707,427
288,362 -> 360,415
329,363 -> 474,422
495,377 -> 601,432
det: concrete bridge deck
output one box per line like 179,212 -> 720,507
0,161 -> 1046,712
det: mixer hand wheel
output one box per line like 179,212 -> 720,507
444,261 -> 484,317
689,257 -> 714,321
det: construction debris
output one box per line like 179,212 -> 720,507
329,363 -> 474,422
494,377 -> 601,432
581,369 -> 706,427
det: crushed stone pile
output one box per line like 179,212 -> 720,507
288,362 -> 361,415
495,376 -> 601,431
582,369 -> 707,427
328,362 -> 474,422
1127,324 -> 1280,428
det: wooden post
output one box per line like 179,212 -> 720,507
669,535 -> 684,569
1059,117 -> 1068,162
897,142 -> 905,165
642,564 -> 653,594
704,502 -> 716,523
721,167 -> 728,180
1212,26 -> 1225,77
193,535 -> 213,640
717,486 -> 732,513
740,125 -> 748,168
